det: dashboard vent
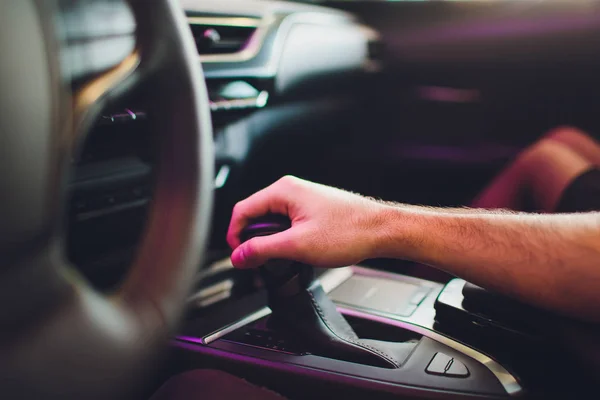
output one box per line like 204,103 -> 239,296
190,23 -> 257,55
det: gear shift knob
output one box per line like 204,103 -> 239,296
239,214 -> 291,242
240,215 -> 314,297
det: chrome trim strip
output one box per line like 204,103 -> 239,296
209,90 -> 269,112
338,307 -> 523,396
180,266 -> 354,345
187,279 -> 234,307
204,307 -> 271,344
178,307 -> 272,346
214,164 -> 230,189
73,52 -> 140,125
193,257 -> 235,286
187,17 -> 261,28
188,16 -> 273,64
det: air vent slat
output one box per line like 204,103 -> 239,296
190,24 -> 257,55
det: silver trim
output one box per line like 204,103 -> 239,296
187,17 -> 261,28
204,307 -> 271,344
214,164 -> 230,189
178,307 -> 272,346
187,279 -> 234,308
179,266 -> 353,345
188,16 -> 273,63
437,278 -> 467,308
209,90 -> 269,112
193,257 -> 235,286
338,307 -> 523,396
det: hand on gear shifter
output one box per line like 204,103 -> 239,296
239,215 -> 314,298
240,215 -> 416,369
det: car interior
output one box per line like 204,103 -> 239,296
2,0 -> 600,399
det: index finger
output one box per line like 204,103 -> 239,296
226,182 -> 291,249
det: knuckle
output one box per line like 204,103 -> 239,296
535,139 -> 563,154
279,175 -> 299,187
546,125 -> 579,138
232,201 -> 245,215
545,126 -> 591,146
520,140 -> 560,165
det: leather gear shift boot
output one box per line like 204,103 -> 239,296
241,216 -> 415,369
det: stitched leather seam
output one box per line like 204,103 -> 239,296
307,290 -> 400,368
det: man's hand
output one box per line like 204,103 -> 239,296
228,176 -> 600,323
227,176 -> 388,269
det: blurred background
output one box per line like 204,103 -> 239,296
66,0 -> 600,288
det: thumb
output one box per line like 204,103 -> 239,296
231,230 -> 300,269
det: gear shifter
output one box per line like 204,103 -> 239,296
240,215 -> 416,369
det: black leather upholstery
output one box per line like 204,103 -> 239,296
268,276 -> 415,368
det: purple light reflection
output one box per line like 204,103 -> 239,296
170,339 -> 384,389
391,144 -> 518,164
177,336 -> 206,345
393,14 -> 600,47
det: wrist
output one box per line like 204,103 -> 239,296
369,203 -> 427,261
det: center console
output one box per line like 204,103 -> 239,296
173,257 -> 597,399
175,265 -> 521,399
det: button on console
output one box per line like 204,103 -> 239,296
426,352 -> 453,375
426,352 -> 470,378
446,358 -> 470,377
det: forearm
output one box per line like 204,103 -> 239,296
375,205 -> 600,322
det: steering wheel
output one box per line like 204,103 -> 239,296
0,1 -> 213,399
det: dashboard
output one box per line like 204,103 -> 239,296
58,2 -> 600,398
66,0 -> 379,288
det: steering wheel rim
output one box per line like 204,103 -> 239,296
0,1 -> 213,399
